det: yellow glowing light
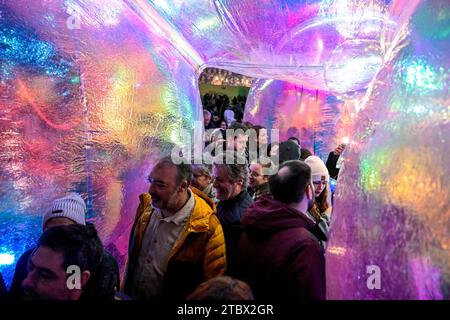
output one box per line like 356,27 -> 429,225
386,148 -> 446,216
328,246 -> 347,256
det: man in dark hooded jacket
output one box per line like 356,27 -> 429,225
236,160 -> 326,301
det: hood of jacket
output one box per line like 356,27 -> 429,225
242,195 -> 317,239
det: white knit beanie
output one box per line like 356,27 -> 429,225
43,193 -> 86,228
224,109 -> 235,126
305,156 -> 330,182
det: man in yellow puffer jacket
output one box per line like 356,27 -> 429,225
121,157 -> 226,300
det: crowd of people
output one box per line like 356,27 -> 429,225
1,92 -> 347,302
202,92 -> 247,129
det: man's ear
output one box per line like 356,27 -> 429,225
68,270 -> 91,300
178,180 -> 190,192
307,184 -> 314,199
80,270 -> 91,289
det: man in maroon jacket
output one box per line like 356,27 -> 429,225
236,160 -> 326,301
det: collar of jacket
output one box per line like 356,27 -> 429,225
219,190 -> 249,206
138,187 -> 215,235
255,182 -> 270,194
190,186 -> 216,213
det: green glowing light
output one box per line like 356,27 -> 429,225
70,75 -> 80,84
360,148 -> 389,193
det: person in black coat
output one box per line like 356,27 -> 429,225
325,144 -> 345,179
212,151 -> 253,277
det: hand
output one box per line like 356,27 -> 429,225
333,144 -> 344,155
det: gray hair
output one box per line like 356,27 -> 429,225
203,109 -> 211,117
153,156 -> 193,185
191,163 -> 212,178
213,151 -> 249,189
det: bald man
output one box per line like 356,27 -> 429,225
236,160 -> 326,302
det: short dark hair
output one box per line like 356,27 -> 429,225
288,136 -> 300,145
269,160 -> 311,204
38,224 -> 103,274
243,122 -> 254,129
252,125 -> 266,134
300,148 -> 313,160
228,122 -> 248,132
187,276 -> 254,300
279,140 -> 301,164
191,163 -> 212,178
155,156 -> 193,185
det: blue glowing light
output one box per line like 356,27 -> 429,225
0,253 -> 15,266
329,178 -> 337,193
0,10 -> 74,80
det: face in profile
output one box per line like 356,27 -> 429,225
22,246 -> 87,300
227,134 -> 247,154
204,113 -> 211,126
269,144 -> 279,157
192,168 -> 212,191
148,163 -> 184,212
212,165 -> 242,201
258,129 -> 268,145
237,135 -> 248,154
249,163 -> 267,188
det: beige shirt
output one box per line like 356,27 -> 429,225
131,190 -> 195,300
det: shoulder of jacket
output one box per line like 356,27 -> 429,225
134,193 -> 153,224
139,193 -> 151,207
208,213 -> 221,229
191,187 -> 216,212
186,193 -> 216,232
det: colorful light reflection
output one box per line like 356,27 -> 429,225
401,58 -> 446,93
0,253 -> 15,266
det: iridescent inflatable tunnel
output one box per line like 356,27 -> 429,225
0,0 -> 448,299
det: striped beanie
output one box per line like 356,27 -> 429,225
43,193 -> 86,228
